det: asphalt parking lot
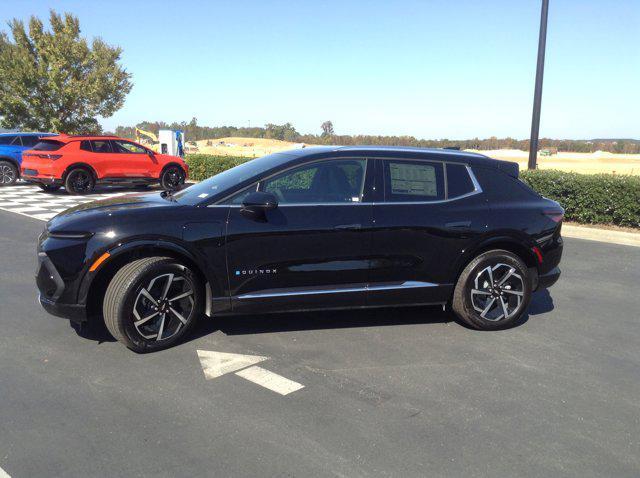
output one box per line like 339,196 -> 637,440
1,203 -> 639,477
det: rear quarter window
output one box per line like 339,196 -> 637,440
472,166 -> 539,200
446,163 -> 475,198
33,140 -> 65,151
0,136 -> 17,145
20,135 -> 41,147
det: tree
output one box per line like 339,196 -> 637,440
321,120 -> 334,137
264,122 -> 299,142
0,11 -> 132,133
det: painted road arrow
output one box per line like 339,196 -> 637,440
197,350 -> 305,396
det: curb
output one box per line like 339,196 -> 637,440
562,224 -> 640,248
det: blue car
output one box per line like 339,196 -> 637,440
0,132 -> 57,186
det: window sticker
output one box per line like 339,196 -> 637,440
390,163 -> 437,197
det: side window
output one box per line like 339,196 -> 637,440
0,136 -> 17,145
80,140 -> 93,152
221,184 -> 259,205
262,159 -> 366,204
446,163 -> 475,198
90,140 -> 113,153
113,140 -> 146,154
383,160 -> 444,202
21,136 -> 40,147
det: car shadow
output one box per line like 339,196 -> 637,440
71,291 -> 555,345
528,288 -> 555,315
41,185 -> 161,197
32,181 -> 193,197
70,315 -> 116,343
190,305 -> 454,340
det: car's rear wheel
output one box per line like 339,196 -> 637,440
65,168 -> 95,195
38,184 -> 61,192
160,166 -> 185,191
103,257 -> 203,352
452,250 -> 532,330
0,161 -> 18,186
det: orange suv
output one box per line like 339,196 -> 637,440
21,134 -> 188,194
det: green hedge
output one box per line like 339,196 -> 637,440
185,154 -> 251,182
185,156 -> 640,229
520,170 -> 640,228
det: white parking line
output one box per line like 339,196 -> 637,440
0,465 -> 11,477
235,366 -> 305,396
31,212 -> 57,220
7,206 -> 49,213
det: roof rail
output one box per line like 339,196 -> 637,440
64,134 -> 118,138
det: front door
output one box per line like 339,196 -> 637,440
110,140 -> 155,177
224,158 -> 373,313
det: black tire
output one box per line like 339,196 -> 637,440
452,249 -> 532,330
65,167 -> 95,195
160,166 -> 185,191
103,257 -> 203,352
0,160 -> 18,186
38,184 -> 62,192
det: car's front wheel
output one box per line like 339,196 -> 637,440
0,160 -> 18,186
452,249 -> 532,330
103,257 -> 203,352
160,166 -> 185,191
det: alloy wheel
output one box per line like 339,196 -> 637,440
1,164 -> 16,184
470,263 -> 525,321
163,167 -> 183,189
132,273 -> 195,341
70,170 -> 92,193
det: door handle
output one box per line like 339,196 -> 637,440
334,223 -> 362,230
445,221 -> 472,228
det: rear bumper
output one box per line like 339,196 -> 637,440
535,266 -> 561,290
22,168 -> 62,185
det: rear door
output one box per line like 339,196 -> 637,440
368,158 -> 488,307
223,157 -> 374,313
84,139 -> 114,178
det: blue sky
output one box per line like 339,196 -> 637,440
2,0 -> 638,139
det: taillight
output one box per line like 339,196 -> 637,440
543,210 -> 564,223
31,153 -> 63,160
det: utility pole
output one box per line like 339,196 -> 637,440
528,0 -> 550,170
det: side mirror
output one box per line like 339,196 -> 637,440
241,191 -> 278,221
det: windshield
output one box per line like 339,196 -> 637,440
173,152 -> 295,204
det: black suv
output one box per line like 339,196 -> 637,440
36,147 -> 563,352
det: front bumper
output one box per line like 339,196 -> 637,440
36,252 -> 87,322
39,294 -> 87,322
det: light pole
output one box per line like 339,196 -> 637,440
528,0 -> 550,170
